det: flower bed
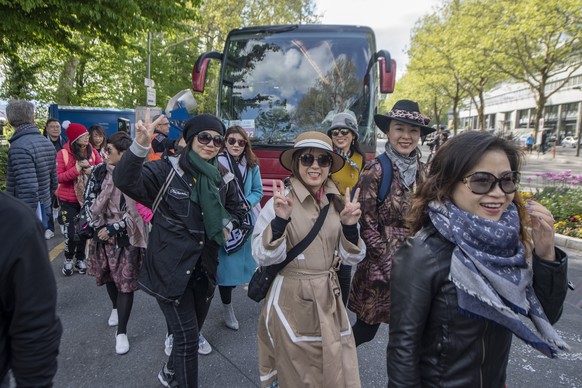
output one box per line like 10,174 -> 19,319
521,170 -> 582,239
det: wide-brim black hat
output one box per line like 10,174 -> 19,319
374,99 -> 435,137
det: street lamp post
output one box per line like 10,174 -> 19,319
576,101 -> 581,157
575,86 -> 582,158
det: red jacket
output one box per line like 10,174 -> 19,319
56,143 -> 102,203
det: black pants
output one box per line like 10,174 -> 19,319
157,266 -> 214,387
352,319 -> 381,346
60,201 -> 87,261
337,264 -> 352,306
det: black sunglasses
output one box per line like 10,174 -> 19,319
462,171 -> 520,195
227,137 -> 246,147
299,153 -> 332,168
196,131 -> 224,147
331,128 -> 351,137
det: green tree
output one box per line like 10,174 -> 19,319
487,0 -> 582,140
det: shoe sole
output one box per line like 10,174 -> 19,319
198,347 -> 212,355
158,372 -> 172,388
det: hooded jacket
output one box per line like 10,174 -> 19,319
6,124 -> 57,211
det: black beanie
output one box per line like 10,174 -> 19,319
183,114 -> 226,143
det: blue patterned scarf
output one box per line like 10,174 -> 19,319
428,200 -> 568,357
333,147 -> 361,172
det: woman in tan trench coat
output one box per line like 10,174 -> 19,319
252,131 -> 366,388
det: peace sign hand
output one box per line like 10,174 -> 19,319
340,187 -> 361,225
135,108 -> 166,148
272,180 -> 293,220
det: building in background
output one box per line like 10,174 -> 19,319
457,67 -> 582,143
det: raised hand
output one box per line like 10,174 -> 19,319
526,199 -> 556,261
340,187 -> 361,225
135,108 -> 166,148
272,180 -> 293,220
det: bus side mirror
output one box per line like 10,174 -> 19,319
379,58 -> 396,94
192,51 -> 223,93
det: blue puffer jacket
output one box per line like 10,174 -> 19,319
6,124 -> 58,211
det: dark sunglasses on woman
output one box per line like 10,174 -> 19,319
227,137 -> 246,147
462,171 -> 520,195
196,131 -> 224,147
299,153 -> 332,168
331,129 -> 351,137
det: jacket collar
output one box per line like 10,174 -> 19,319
290,177 -> 340,206
9,123 -> 41,143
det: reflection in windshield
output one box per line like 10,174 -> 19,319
220,31 -> 375,147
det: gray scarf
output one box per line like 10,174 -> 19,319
384,143 -> 418,189
428,200 -> 569,357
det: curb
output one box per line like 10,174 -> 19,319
555,234 -> 582,255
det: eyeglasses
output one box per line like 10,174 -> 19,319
227,137 -> 246,147
331,129 -> 351,137
196,131 -> 224,147
462,171 -> 520,195
299,153 -> 332,168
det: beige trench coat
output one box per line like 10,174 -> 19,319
252,178 -> 366,388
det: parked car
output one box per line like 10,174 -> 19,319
561,136 -> 580,148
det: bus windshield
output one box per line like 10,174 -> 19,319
219,27 -> 377,150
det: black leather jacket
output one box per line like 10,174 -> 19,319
387,224 -> 568,388
113,142 -> 244,303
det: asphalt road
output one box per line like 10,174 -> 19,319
19,141 -> 582,387
43,239 -> 582,388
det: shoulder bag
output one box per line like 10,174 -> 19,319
247,200 -> 330,302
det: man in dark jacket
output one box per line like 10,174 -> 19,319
0,192 -> 62,387
5,100 -> 58,240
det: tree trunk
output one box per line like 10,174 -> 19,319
55,56 -> 80,105
532,78 -> 547,141
477,90 -> 486,131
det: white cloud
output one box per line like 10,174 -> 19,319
315,0 -> 442,78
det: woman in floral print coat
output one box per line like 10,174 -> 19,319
348,100 -> 435,346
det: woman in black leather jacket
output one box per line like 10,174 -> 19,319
113,112 -> 244,388
387,131 -> 569,387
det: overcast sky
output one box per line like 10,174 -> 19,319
315,0 -> 442,78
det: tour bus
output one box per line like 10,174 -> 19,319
191,24 -> 396,200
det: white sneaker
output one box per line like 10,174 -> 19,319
198,334 -> 212,355
115,332 -> 130,355
44,229 -> 55,240
223,303 -> 239,330
164,333 -> 173,357
108,309 -> 118,327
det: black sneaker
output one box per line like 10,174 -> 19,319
62,260 -> 74,276
75,260 -> 87,275
157,363 -> 178,388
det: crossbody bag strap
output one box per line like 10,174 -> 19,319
151,168 -> 176,215
272,195 -> 332,272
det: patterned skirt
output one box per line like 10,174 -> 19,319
87,239 -> 144,293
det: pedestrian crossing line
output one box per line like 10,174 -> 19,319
49,242 -> 64,262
